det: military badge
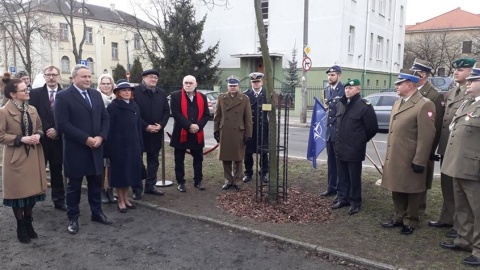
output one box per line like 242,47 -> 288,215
427,111 -> 433,118
441,101 -> 445,106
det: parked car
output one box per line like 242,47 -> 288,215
167,89 -> 219,117
428,76 -> 455,92
363,92 -> 400,130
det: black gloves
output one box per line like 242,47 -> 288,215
243,137 -> 251,145
411,163 -> 425,173
214,131 -> 220,143
429,154 -> 440,161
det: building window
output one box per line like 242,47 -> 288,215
463,41 -> 473,53
134,33 -> 141,50
85,27 -> 93,44
367,79 -> 370,87
388,0 -> 393,19
379,0 -> 385,16
59,23 -> 68,41
87,57 -> 94,74
438,67 -> 446,76
61,56 -> 70,73
376,80 -> 379,87
152,37 -> 158,52
348,26 -> 355,55
371,0 -> 376,11
376,36 -> 384,60
386,39 -> 390,63
103,37 -> 105,45
261,0 -> 268,20
263,23 -> 269,41
111,42 -> 118,60
369,33 -> 374,60
400,5 -> 404,26
397,43 -> 401,63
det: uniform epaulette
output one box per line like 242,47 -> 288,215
362,98 -> 371,106
422,97 -> 430,102
243,89 -> 250,94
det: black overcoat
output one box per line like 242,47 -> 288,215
243,88 -> 269,154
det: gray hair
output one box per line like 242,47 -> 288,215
15,70 -> 29,78
71,64 -> 90,78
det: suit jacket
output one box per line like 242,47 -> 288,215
133,84 -> 170,153
442,99 -> 480,181
243,87 -> 269,154
169,89 -> 210,150
54,84 -> 109,178
29,84 -> 63,164
213,92 -> 252,161
324,82 -> 345,141
381,91 -> 436,193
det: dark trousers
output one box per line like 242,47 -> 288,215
66,175 -> 102,220
174,148 -> 203,185
133,151 -> 160,193
326,140 -> 338,193
49,163 -> 65,204
244,152 -> 269,177
337,160 -> 362,208
392,191 -> 422,228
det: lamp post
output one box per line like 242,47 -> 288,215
125,39 -> 130,72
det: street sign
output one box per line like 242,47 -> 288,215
9,66 -> 16,73
302,57 -> 312,72
80,59 -> 87,66
304,45 -> 311,56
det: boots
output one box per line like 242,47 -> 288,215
24,216 -> 38,239
16,220 -> 31,244
106,187 -> 117,203
101,189 -> 110,204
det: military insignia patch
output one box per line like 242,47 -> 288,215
441,101 -> 445,106
427,112 -> 433,118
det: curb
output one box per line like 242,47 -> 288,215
136,200 -> 400,270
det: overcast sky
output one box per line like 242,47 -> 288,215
95,0 -> 480,26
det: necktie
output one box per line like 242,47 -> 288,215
81,91 -> 91,107
399,99 -> 405,108
454,87 -> 461,98
49,90 -> 55,109
254,92 -> 259,98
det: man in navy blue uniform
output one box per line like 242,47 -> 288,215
332,79 -> 378,215
54,65 -> 111,234
242,72 -> 269,183
320,65 -> 345,199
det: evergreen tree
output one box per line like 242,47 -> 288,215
282,47 -> 299,93
149,0 -> 220,89
129,57 -> 144,83
113,63 -> 127,82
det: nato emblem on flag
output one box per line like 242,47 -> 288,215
307,97 -> 327,168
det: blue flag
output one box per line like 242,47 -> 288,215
307,97 -> 327,169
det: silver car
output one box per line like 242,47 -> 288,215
363,92 -> 400,130
167,90 -> 219,117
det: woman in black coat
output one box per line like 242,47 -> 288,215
106,81 -> 143,212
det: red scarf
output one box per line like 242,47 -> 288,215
180,89 -> 205,143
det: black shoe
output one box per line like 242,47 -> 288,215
194,183 -> 205,191
232,185 -> 241,191
348,206 -> 360,215
106,188 -> 117,203
222,183 -> 232,190
91,213 -> 113,225
24,216 -> 38,239
126,203 -> 137,209
400,225 -> 415,235
446,228 -> 458,238
463,255 -> 480,266
67,220 -> 79,235
144,188 -> 164,196
261,175 -> 269,183
243,175 -> 252,183
17,220 -> 31,243
132,192 -> 142,200
331,195 -> 339,204
100,189 -> 109,204
320,190 -> 336,197
331,201 -> 349,210
440,241 -> 471,252
177,184 -> 186,192
54,203 -> 67,211
382,220 -> 404,228
117,205 -> 127,213
428,220 -> 452,228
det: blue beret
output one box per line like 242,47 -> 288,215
452,58 -> 476,69
326,65 -> 342,74
394,69 -> 420,84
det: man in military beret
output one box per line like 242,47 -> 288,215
131,69 -> 170,199
410,58 -> 445,218
440,63 -> 480,266
332,79 -> 378,215
213,76 -> 252,190
431,58 -> 476,237
381,69 -> 436,235
320,65 -> 345,200
242,72 -> 269,183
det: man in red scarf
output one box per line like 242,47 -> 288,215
169,75 -> 211,192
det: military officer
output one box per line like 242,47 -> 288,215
430,58 -> 476,237
381,69 -> 436,235
333,79 -> 378,215
440,63 -> 480,267
409,58 -> 445,217
320,65 -> 345,198
213,76 -> 253,191
242,72 -> 269,183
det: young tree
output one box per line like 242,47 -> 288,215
113,63 -> 127,82
282,46 -> 299,93
129,57 -> 144,83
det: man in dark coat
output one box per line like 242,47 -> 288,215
29,65 -> 66,211
131,69 -> 170,199
242,72 -> 269,183
54,64 -> 111,234
169,75 -> 210,192
333,79 -> 378,215
321,65 -> 345,199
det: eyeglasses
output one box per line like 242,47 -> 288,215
184,82 -> 195,85
16,88 -> 30,93
44,74 -> 59,77
146,75 -> 158,80
100,83 -> 112,85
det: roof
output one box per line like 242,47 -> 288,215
406,8 -> 480,32
27,0 -> 154,29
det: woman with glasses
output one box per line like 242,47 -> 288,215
96,74 -> 117,204
0,77 -> 47,243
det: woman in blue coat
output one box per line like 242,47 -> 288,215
106,81 -> 143,213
